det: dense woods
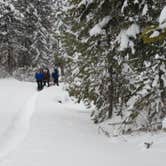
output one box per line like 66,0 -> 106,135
0,0 -> 56,76
60,0 -> 166,132
0,0 -> 165,132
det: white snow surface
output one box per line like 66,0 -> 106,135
0,79 -> 166,166
0,92 -> 38,159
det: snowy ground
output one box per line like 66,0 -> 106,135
0,79 -> 166,166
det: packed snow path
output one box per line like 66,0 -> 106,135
0,79 -> 166,166
0,92 -> 38,159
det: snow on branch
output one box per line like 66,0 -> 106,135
89,16 -> 111,36
78,0 -> 94,8
159,6 -> 166,25
117,24 -> 140,53
0,0 -> 24,18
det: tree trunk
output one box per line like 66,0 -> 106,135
7,46 -> 14,74
108,66 -> 114,118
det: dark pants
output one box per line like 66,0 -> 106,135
43,79 -> 50,87
37,80 -> 43,90
53,78 -> 59,86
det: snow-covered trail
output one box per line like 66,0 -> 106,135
0,79 -> 166,166
0,92 -> 38,159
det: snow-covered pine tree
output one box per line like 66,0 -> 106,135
62,0 -> 166,131
116,0 -> 166,131
12,0 -> 36,68
0,0 -> 24,73
18,0 -> 55,68
62,0 -> 128,122
51,0 -> 69,76
0,0 -> 57,76
29,0 -> 55,67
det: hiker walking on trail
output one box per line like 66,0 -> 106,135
52,67 -> 59,86
35,68 -> 44,90
43,68 -> 50,87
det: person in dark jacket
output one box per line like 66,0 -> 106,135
52,67 -> 59,86
43,68 -> 50,87
35,69 -> 44,90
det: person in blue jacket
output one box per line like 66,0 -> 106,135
52,67 -> 59,86
35,68 -> 44,90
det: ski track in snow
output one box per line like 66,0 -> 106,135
0,80 -> 166,166
0,92 -> 38,160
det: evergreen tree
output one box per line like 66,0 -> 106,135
0,0 -> 57,74
62,0 -> 125,122
52,0 -> 68,75
0,0 -> 24,73
62,0 -> 166,131
15,0 -> 56,68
